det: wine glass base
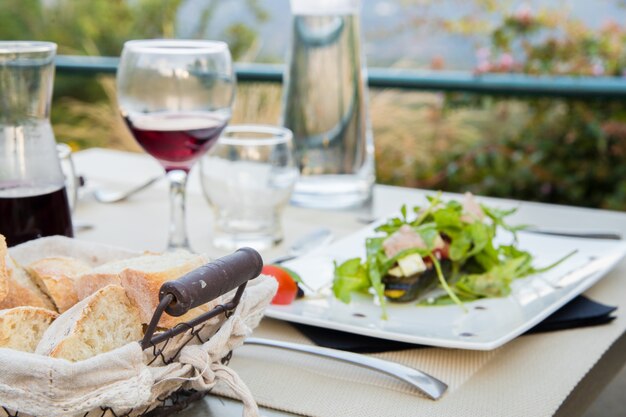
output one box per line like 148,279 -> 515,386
290,174 -> 373,210
212,231 -> 282,251
166,242 -> 194,253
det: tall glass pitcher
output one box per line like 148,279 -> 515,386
282,0 -> 375,209
0,42 -> 73,247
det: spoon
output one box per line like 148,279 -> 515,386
93,175 -> 163,203
269,227 -> 334,265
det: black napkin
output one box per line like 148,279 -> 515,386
291,295 -> 617,353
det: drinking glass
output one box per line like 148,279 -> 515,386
282,0 -> 375,209
199,125 -> 298,250
117,39 -> 235,251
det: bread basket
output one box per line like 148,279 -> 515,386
0,237 -> 277,417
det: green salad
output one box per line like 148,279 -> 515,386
333,193 -> 573,319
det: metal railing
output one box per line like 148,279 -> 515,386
55,55 -> 626,98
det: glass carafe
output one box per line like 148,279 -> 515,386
0,42 -> 73,247
282,0 -> 375,209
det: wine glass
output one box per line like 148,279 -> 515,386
116,39 -> 235,251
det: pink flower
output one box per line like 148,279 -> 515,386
601,19 -> 619,33
499,53 -> 515,71
476,47 -> 491,61
514,3 -> 533,25
592,62 -> 605,76
476,61 -> 492,74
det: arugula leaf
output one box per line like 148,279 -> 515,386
366,237 -> 388,319
414,192 -> 443,226
374,216 -> 406,235
429,254 -> 466,311
280,265 -> 315,292
526,249 -> 578,275
332,258 -> 370,303
473,238 -> 501,271
465,222 -> 490,257
449,232 -> 471,262
415,222 -> 440,249
433,205 -> 463,233
400,204 -> 408,222
454,256 -> 529,298
480,204 -> 527,238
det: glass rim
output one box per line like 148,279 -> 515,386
219,125 -> 293,146
0,41 -> 57,54
123,39 -> 229,55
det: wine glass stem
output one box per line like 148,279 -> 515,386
166,169 -> 190,251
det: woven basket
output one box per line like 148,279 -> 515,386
0,237 -> 276,417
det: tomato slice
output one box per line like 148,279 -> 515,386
262,265 -> 298,305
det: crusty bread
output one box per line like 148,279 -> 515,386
0,306 -> 58,352
73,251 -> 170,301
74,251 -> 210,328
0,236 -> 10,304
0,236 -> 55,311
116,251 -> 211,328
27,257 -> 91,313
35,285 -> 143,362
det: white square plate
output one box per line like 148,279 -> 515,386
265,221 -> 626,350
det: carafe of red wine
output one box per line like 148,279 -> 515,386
0,42 -> 73,247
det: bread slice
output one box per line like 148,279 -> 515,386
116,251 -> 211,328
73,251 -> 165,300
0,236 -> 10,304
0,236 -> 55,311
0,306 -> 58,352
35,285 -> 143,362
27,257 -> 91,313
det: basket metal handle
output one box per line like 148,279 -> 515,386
141,247 -> 263,350
160,247 -> 263,316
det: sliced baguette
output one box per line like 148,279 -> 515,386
27,257 -> 91,313
0,236 -> 9,304
35,285 -> 143,362
0,237 -> 55,311
0,306 -> 58,352
116,251 -> 212,328
73,251 -> 161,300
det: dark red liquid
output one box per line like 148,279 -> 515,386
124,112 -> 228,172
0,187 -> 74,247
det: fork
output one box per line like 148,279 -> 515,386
93,175 -> 163,203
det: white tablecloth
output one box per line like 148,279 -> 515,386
72,148 -> 626,417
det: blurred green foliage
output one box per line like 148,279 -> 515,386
0,0 -> 265,57
399,5 -> 626,210
0,0 -> 267,149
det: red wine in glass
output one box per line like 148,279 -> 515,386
124,111 -> 228,172
0,186 -> 74,247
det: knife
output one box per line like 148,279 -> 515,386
522,228 -> 622,240
244,337 -> 448,400
269,228 -> 334,265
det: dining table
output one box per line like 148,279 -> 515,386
71,148 -> 626,417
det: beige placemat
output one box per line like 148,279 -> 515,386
212,263 -> 626,417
